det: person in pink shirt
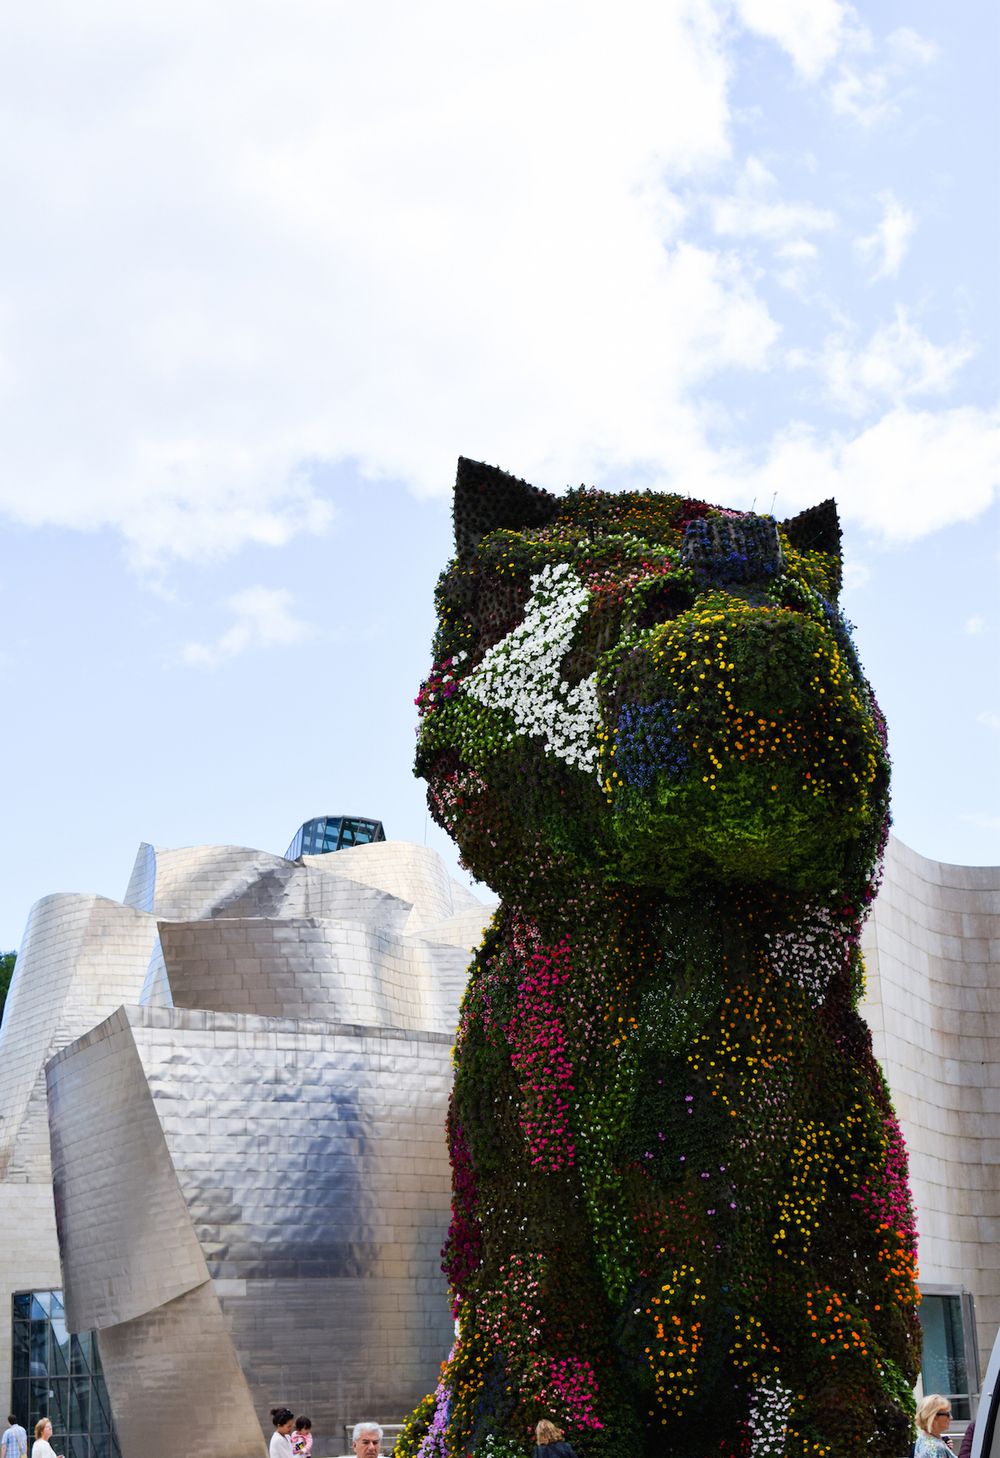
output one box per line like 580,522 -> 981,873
290,1417 -> 313,1456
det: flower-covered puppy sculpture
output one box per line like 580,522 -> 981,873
400,459 -> 919,1458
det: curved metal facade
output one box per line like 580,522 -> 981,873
43,840 -> 494,1458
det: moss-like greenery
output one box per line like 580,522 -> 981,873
398,462 -> 918,1458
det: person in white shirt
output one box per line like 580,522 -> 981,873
352,1423 -> 383,1457
269,1406 -> 295,1458
30,1418 -> 62,1458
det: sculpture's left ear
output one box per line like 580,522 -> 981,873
454,457 -> 559,557
782,499 -> 842,593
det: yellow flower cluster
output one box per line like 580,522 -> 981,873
686,977 -> 795,1112
602,595 -> 880,810
773,1119 -> 836,1257
643,1262 -> 706,1418
730,1310 -> 781,1378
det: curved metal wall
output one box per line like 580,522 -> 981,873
44,840 -> 493,1458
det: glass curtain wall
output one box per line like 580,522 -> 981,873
919,1288 -> 980,1422
11,1291 -> 121,1458
284,816 -> 386,859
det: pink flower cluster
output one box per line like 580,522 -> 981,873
534,1356 -> 604,1430
584,556 -> 674,604
428,767 -> 488,838
477,1253 -> 545,1351
443,1119 -> 482,1307
415,655 -> 466,718
851,1113 -> 916,1240
505,939 -> 576,1170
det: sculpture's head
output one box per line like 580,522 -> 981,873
416,459 -> 889,906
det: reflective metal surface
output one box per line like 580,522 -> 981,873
46,840 -> 494,1458
0,892 -> 159,1408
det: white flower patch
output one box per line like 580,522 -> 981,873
763,902 -> 852,1005
465,561 -> 601,777
749,1378 -> 793,1458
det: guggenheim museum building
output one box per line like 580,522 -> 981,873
0,819 -> 996,1456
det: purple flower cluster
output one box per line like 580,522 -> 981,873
614,699 -> 688,788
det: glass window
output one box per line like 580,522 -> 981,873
919,1288 -> 979,1422
11,1291 -> 120,1458
285,815 -> 384,858
30,1320 -> 47,1374
71,1332 -> 92,1377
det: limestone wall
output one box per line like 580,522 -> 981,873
860,836 -> 1000,1377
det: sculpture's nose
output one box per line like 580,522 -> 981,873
680,513 -> 784,588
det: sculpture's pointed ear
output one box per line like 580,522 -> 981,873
782,499 -> 842,594
454,457 -> 558,556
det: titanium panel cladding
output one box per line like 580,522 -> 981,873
49,1005 -> 457,1457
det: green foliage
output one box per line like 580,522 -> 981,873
0,951 -> 15,1019
402,472 -> 917,1457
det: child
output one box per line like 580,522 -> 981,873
290,1418 -> 313,1456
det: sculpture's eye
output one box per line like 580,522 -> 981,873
632,582 -> 695,632
559,596 -> 622,686
471,567 -> 535,653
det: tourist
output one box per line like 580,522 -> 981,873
915,1396 -> 956,1455
29,1420 -> 62,1458
958,1420 -> 976,1458
270,1407 -> 296,1458
353,1423 -> 383,1457
534,1419 -> 578,1457
1,1416 -> 26,1458
291,1416 -> 313,1455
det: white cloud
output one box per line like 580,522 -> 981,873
649,405 -> 999,544
831,26 -> 938,126
751,407 -> 1000,542
841,559 -> 871,594
855,193 -> 916,279
965,616 -> 987,636
0,0 -> 742,567
821,309 -> 974,416
733,0 -> 861,81
977,711 -> 1000,732
887,26 -> 939,68
181,587 -> 317,668
0,0 -> 987,578
708,157 -> 836,243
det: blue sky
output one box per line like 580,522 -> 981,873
1,0 -> 997,948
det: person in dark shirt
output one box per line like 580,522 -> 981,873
958,1421 -> 976,1458
534,1418 -> 578,1458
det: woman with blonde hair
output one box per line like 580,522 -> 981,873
914,1395 -> 955,1456
534,1419 -> 578,1458
29,1420 -> 63,1458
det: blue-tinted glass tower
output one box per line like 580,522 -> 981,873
284,815 -> 386,860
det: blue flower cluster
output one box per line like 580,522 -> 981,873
681,514 -> 783,585
615,699 -> 689,788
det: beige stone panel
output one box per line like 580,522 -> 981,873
861,835 -> 1000,1376
0,1183 -> 62,1420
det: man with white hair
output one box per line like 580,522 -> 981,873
352,1422 -> 383,1457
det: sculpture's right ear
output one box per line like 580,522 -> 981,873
454,457 -> 558,557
